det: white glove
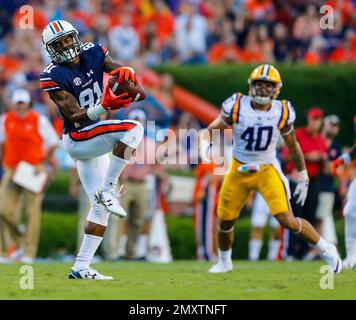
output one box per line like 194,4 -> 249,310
199,140 -> 212,163
293,170 -> 309,206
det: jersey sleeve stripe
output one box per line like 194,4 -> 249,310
43,86 -> 61,91
232,93 -> 242,124
40,81 -> 59,89
40,77 -> 52,81
278,100 -> 289,129
101,45 -> 108,56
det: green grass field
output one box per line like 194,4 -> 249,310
0,261 -> 355,300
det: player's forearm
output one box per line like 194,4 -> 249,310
288,141 -> 307,172
70,109 -> 92,124
103,56 -> 122,74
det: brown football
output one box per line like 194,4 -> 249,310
108,76 -> 146,102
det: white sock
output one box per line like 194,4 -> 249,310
218,248 -> 232,262
73,234 -> 102,271
103,155 -> 128,192
248,240 -> 263,261
267,240 -> 280,261
314,237 -> 329,252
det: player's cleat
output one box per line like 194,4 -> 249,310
319,245 -> 342,274
68,268 -> 113,280
343,259 -> 356,269
208,260 -> 233,274
94,189 -> 127,218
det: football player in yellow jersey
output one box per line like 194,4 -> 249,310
199,64 -> 342,273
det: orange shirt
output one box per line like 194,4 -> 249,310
3,111 -> 45,169
208,44 -> 242,64
304,51 -> 321,65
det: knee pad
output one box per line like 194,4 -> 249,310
86,203 -> 110,227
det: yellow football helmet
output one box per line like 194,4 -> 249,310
248,64 -> 283,105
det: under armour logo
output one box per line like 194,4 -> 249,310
87,69 -> 94,77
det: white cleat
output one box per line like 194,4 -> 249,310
319,245 -> 342,274
94,189 -> 127,218
342,259 -> 356,270
69,268 -> 114,280
208,260 -> 233,274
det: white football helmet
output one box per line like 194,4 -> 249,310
42,20 -> 82,64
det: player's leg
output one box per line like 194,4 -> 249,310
343,179 -> 356,269
94,120 -> 144,216
125,183 -> 146,259
259,165 -> 342,273
267,216 -> 281,261
249,192 -> 269,261
209,159 -> 251,273
63,120 -> 144,216
70,154 -> 113,280
0,169 -> 23,262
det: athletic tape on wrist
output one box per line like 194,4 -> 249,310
87,102 -> 107,120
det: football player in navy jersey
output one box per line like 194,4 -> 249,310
40,20 -> 144,280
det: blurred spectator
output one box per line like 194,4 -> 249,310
328,29 -> 356,63
0,89 -> 58,264
108,14 -> 140,63
244,0 -> 275,22
241,27 -> 264,63
273,23 -> 291,62
208,32 -> 242,64
293,5 -> 321,42
304,36 -> 327,65
175,2 -> 208,63
316,115 -> 342,245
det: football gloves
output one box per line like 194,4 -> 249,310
110,67 -> 137,83
101,85 -> 132,110
293,170 -> 309,206
199,140 -> 212,163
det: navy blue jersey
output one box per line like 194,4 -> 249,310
40,42 -> 108,133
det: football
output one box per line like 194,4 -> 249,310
108,75 -> 146,102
